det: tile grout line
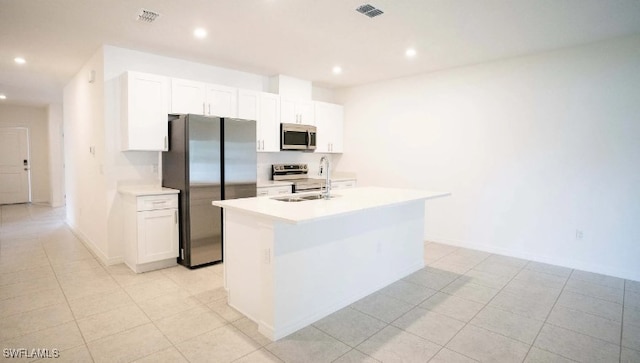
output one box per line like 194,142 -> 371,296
420,250 -> 495,362
326,248 -> 484,362
521,268 -> 577,363
434,256 -> 531,362
40,214 -> 97,363
422,242 -> 459,267
120,268 -> 233,363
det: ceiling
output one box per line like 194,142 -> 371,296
2,0 -> 640,107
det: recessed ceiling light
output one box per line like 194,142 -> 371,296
14,57 -> 26,64
194,28 -> 207,39
405,48 -> 417,58
0,94 -> 6,100
332,66 -> 342,74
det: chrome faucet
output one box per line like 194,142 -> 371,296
319,156 -> 331,199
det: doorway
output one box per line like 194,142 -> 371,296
0,127 -> 31,204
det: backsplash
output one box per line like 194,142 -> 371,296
257,152 -> 336,181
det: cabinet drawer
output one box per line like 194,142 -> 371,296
257,185 -> 292,196
137,194 -> 178,211
331,180 -> 356,189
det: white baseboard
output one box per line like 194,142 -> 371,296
424,235 -> 640,282
65,220 -> 123,266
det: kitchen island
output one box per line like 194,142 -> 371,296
212,187 -> 450,340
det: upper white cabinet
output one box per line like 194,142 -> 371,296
121,71 -> 170,151
314,101 -> 344,153
238,89 -> 259,120
206,84 -> 237,118
170,78 -> 206,114
170,78 -> 237,118
258,93 -> 281,152
281,98 -> 314,125
238,90 -> 280,152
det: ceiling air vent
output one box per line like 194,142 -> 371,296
356,4 -> 384,18
137,9 -> 160,23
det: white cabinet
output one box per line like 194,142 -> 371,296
123,193 -> 179,273
238,89 -> 259,120
314,101 -> 344,153
331,179 -> 357,190
257,185 -> 292,196
205,84 -> 237,118
258,93 -> 281,152
281,98 -> 314,125
120,71 -> 170,151
170,78 -> 206,114
238,90 -> 280,152
170,78 -> 237,118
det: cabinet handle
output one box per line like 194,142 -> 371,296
202,102 -> 206,115
174,210 -> 178,224
261,140 -> 264,150
257,140 -> 260,150
164,136 -> 168,150
208,104 -> 211,115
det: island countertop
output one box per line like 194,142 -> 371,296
212,187 -> 450,224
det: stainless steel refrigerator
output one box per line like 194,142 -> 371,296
162,114 -> 256,268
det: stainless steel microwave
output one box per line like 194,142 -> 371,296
280,123 -> 316,151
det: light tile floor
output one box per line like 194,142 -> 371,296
1,203 -> 639,362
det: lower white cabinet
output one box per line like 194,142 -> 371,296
331,179 -> 357,190
123,193 -> 179,273
257,185 -> 293,196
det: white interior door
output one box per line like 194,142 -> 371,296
0,127 -> 31,204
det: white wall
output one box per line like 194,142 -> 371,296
0,104 -> 50,204
47,103 -> 64,207
63,48 -> 109,260
336,34 -> 640,281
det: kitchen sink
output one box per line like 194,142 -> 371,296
271,194 -> 340,202
299,194 -> 340,200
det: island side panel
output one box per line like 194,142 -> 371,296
223,209 -> 275,331
271,200 -> 426,340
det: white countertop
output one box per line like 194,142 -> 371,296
213,187 -> 450,224
118,186 -> 180,196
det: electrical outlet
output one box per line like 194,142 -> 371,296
575,229 -> 584,240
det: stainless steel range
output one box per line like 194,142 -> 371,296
272,164 -> 326,193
